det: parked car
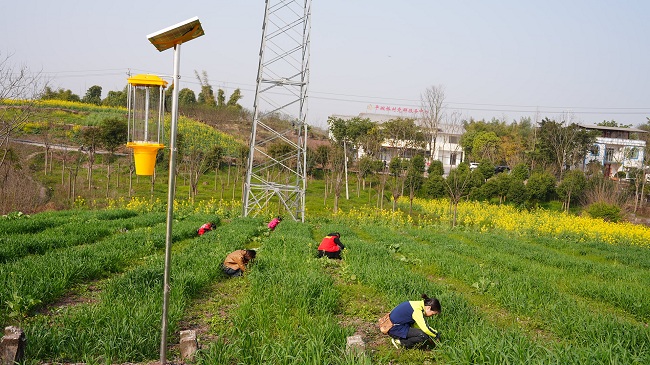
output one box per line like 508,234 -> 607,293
469,162 -> 479,170
494,165 -> 510,174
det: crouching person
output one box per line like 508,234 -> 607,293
388,294 -> 441,349
197,222 -> 215,236
317,232 -> 345,259
222,249 -> 256,277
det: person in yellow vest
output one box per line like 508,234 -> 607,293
387,294 -> 441,349
317,232 -> 345,259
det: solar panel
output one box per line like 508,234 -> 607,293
146,17 -> 205,52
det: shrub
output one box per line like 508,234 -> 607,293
584,202 -> 622,222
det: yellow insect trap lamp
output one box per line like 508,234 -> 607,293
126,74 -> 168,175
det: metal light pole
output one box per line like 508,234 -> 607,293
146,17 -> 204,365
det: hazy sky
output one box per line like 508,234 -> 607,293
3,1 -> 650,129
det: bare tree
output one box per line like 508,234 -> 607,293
0,52 -> 47,169
329,146 -> 345,213
537,114 -> 596,178
420,85 -> 446,159
437,110 -> 464,171
444,164 -> 474,227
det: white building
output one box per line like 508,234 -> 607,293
329,113 -> 465,174
580,124 -> 646,178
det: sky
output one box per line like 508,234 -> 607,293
3,1 -> 650,130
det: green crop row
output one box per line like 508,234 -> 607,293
195,220 -> 366,365
0,213 -> 209,325
22,216 -> 264,363
0,211 -> 167,263
3,207 -> 650,364
351,223 -> 650,364
0,209 -> 138,235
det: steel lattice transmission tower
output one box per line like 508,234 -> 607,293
243,0 -> 311,222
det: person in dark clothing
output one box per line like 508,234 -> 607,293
387,294 -> 441,349
317,232 -> 345,259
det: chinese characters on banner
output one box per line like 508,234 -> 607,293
367,104 -> 429,115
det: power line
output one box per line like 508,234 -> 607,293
22,68 -> 650,117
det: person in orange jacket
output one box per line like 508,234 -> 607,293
317,232 -> 345,259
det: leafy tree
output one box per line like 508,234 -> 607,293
165,116 -> 242,200
427,160 -> 444,176
267,142 -> 293,160
556,169 -> 586,212
329,145 -> 345,213
98,118 -> 128,195
389,157 -> 406,211
99,118 -> 127,154
476,159 -> 495,181
421,174 -> 446,199
102,87 -> 127,107
405,155 -> 425,213
357,124 -> 384,158
82,85 -> 102,105
479,172 -> 512,204
536,117 -> 596,178
80,126 -> 102,188
526,171 -> 556,204
217,89 -> 226,107
597,120 -> 631,128
178,88 -> 197,106
472,131 -> 501,163
328,116 -> 375,200
358,155 -> 382,189
500,133 -> 526,168
42,87 -> 80,102
195,70 -> 216,107
226,88 -> 243,109
305,147 -> 317,178
445,163 -> 473,226
460,118 -> 508,160
510,163 -> 530,181
381,117 -> 426,158
507,179 -> 529,206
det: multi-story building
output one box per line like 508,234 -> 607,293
580,124 -> 646,178
329,112 -> 465,174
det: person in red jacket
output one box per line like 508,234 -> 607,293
267,216 -> 282,231
197,222 -> 215,236
317,232 -> 345,259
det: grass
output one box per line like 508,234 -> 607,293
2,197 -> 650,363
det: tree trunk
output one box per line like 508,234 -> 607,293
61,158 -> 66,186
44,147 -> 49,175
106,163 -> 111,198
